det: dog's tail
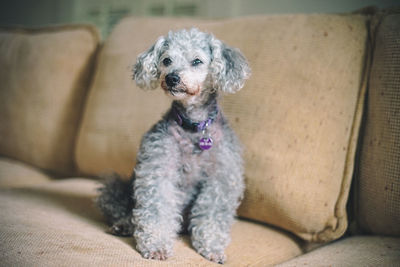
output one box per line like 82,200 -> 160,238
96,173 -> 134,227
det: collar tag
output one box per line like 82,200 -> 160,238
199,121 -> 213,150
199,137 -> 213,150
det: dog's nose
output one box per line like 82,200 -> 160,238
165,73 -> 180,87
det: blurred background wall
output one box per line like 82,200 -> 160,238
0,0 -> 398,38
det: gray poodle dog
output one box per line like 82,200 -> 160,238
97,28 -> 250,264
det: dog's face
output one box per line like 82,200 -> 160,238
158,38 -> 212,101
134,28 -> 250,103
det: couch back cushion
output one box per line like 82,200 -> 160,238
0,25 -> 99,175
355,12 -> 400,236
76,15 -> 368,242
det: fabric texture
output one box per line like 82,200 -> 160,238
0,25 -> 99,175
275,235 -> 400,267
75,15 -> 368,242
0,158 -> 51,188
218,15 -> 369,242
355,12 -> 400,236
0,178 -> 302,266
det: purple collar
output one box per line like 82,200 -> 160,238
171,105 -> 218,132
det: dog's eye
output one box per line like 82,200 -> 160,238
162,58 -> 172,67
191,58 -> 203,67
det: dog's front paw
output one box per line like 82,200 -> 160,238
134,231 -> 174,261
142,248 -> 170,261
191,224 -> 230,264
193,240 -> 227,264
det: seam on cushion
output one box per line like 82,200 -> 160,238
350,9 -> 383,236
69,45 -> 103,177
72,42 -> 104,178
294,15 -> 373,243
313,15 -> 374,243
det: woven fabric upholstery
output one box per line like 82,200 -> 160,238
276,236 -> 400,267
0,158 -> 50,188
356,12 -> 400,236
0,178 -> 302,266
0,26 -> 99,175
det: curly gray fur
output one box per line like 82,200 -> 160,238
97,28 -> 250,264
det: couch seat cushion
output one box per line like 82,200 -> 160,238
276,236 -> 400,266
0,178 -> 302,266
0,157 -> 51,188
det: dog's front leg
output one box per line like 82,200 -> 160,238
132,154 -> 181,260
189,174 -> 244,264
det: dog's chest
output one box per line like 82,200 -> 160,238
168,124 -> 221,188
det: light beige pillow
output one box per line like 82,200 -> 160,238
76,15 -> 368,242
0,25 -> 99,175
218,15 -> 368,242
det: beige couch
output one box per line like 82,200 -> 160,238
1,8 -> 399,267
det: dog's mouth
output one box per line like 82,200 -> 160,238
161,80 -> 185,95
161,81 -> 198,96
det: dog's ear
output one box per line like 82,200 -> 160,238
133,36 -> 167,89
209,37 -> 251,93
